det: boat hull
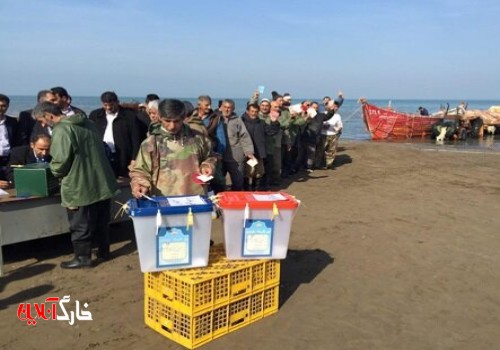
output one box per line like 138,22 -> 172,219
362,103 -> 443,140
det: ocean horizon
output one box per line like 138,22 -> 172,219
4,95 -> 500,147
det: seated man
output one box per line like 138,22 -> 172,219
6,134 -> 52,183
418,106 -> 430,116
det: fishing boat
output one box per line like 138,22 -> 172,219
360,99 -> 442,140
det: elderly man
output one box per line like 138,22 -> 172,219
32,102 -> 118,268
89,91 -> 142,178
184,95 -> 212,136
206,99 -> 255,191
136,93 -> 160,137
315,100 -> 343,169
17,90 -> 57,145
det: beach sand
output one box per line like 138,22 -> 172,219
1,140 -> 500,350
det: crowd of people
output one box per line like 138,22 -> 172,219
0,87 -> 344,268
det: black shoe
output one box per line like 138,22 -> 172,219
60,256 -> 93,269
96,250 -> 111,261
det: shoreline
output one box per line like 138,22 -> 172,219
1,139 -> 500,350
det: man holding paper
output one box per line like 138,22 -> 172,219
130,99 -> 217,198
241,103 -> 267,190
206,99 -> 255,191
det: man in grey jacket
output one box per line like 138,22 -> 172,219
218,99 -> 255,190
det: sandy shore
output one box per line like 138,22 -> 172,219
1,140 -> 500,350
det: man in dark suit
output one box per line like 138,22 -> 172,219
89,91 -> 142,178
17,90 -> 57,145
0,94 -> 19,188
51,86 -> 87,117
6,134 -> 52,183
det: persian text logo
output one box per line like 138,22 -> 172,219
17,295 -> 93,326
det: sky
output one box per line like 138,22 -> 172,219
1,0 -> 499,100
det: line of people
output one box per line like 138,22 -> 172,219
1,89 -> 344,193
0,88 -> 343,269
129,90 -> 344,197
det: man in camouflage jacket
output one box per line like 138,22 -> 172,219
130,99 -> 216,198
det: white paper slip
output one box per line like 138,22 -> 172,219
167,195 -> 206,206
0,188 -> 8,196
246,158 -> 258,168
197,174 -> 213,183
252,193 -> 287,201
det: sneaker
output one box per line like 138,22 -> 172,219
306,168 -> 314,173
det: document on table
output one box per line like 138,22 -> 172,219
0,188 -> 8,196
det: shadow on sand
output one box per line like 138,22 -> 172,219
279,249 -> 334,307
0,263 -> 57,309
1,220 -> 137,265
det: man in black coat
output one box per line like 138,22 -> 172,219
301,108 -> 327,172
17,90 -> 57,145
51,86 -> 87,117
89,91 -> 142,178
241,103 -> 267,190
6,134 -> 51,183
0,94 -> 19,188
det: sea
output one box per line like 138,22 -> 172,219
5,96 -> 500,151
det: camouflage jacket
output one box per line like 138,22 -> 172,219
185,112 -> 208,136
130,124 -> 216,196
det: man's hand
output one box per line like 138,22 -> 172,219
200,165 -> 213,177
128,160 -> 136,171
0,180 -> 10,189
252,90 -> 260,100
132,184 -> 149,199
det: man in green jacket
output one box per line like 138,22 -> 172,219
32,102 -> 119,269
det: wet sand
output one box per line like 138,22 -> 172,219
1,140 -> 500,350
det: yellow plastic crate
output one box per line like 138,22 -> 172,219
145,284 -> 279,349
145,244 -> 280,315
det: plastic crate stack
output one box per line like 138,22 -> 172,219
144,244 -> 280,349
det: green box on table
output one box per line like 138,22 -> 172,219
13,163 -> 59,197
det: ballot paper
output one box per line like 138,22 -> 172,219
252,193 -> 287,201
196,174 -> 213,183
246,158 -> 258,168
167,195 -> 206,206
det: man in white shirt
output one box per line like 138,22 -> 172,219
89,91 -> 142,178
316,100 -> 343,169
0,94 -> 18,188
51,87 -> 87,117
